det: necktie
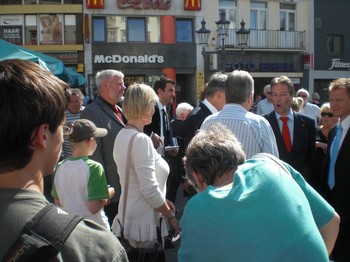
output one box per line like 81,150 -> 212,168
162,108 -> 172,146
328,123 -> 343,189
113,106 -> 124,124
280,117 -> 292,152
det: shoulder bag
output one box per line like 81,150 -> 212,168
117,132 -> 166,262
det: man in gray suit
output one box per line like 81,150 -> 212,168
81,70 -> 126,226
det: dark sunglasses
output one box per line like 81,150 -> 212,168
321,112 -> 334,117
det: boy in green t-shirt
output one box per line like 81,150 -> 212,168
51,119 -> 115,229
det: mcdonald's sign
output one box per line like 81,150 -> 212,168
184,0 -> 201,10
86,0 -> 104,9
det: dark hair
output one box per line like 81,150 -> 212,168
153,76 -> 176,94
0,59 -> 68,173
206,72 -> 227,97
270,75 -> 295,96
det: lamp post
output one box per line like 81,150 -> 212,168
215,10 -> 231,72
235,19 -> 250,55
195,19 -> 211,57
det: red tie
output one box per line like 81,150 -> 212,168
280,117 -> 292,152
113,106 -> 124,124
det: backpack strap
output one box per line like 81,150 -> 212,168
3,203 -> 83,262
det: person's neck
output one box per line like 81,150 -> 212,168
212,170 -> 235,189
126,120 -> 144,132
0,168 -> 44,193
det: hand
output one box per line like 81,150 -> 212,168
165,147 -> 178,157
108,187 -> 115,199
151,133 -> 163,148
166,199 -> 176,213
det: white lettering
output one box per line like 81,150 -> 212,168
328,58 -> 350,70
94,54 -> 165,64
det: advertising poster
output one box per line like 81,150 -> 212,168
40,14 -> 62,44
0,15 -> 22,45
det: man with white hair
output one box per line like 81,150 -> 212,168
257,84 -> 274,115
297,88 -> 321,125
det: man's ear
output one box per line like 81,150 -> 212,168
31,124 -> 49,149
192,171 -> 207,192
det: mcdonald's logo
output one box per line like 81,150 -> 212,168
184,0 -> 201,10
86,0 -> 104,9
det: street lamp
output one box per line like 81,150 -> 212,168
195,19 -> 211,57
215,10 -> 231,72
235,19 -> 250,55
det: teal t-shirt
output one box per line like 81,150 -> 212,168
179,157 -> 334,262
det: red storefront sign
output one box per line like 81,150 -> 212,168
86,0 -> 104,9
184,0 -> 201,10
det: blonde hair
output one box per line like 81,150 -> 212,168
122,83 -> 158,119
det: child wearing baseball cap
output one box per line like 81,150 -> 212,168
51,119 -> 115,229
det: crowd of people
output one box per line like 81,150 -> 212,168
1,58 -> 350,261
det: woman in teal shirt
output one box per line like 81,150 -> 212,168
179,123 -> 339,262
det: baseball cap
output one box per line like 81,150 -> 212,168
68,119 -> 108,142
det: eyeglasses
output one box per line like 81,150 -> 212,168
298,95 -> 307,98
62,123 -> 74,136
321,112 -> 334,117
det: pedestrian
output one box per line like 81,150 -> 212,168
51,119 -> 115,229
320,78 -> 350,260
0,59 -> 127,261
256,84 -> 274,115
111,83 -> 180,249
201,70 -> 279,159
297,88 -> 321,125
179,123 -> 339,262
264,75 -> 316,175
80,69 -> 127,226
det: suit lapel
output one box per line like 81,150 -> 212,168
96,97 -> 125,127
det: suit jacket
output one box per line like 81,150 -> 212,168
264,111 -> 316,174
182,102 -> 212,150
80,96 -> 125,203
144,103 -> 172,147
320,124 -> 350,260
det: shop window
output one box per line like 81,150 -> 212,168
176,19 -> 193,43
219,0 -> 237,29
326,34 -> 343,56
107,16 -> 126,42
128,17 -> 146,42
147,17 -> 160,42
280,3 -> 295,31
0,15 -> 23,45
93,17 -> 106,42
64,14 -> 76,44
25,15 -> 37,45
250,1 -> 267,30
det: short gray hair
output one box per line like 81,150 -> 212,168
95,69 -> 124,94
225,70 -> 254,103
206,72 -> 227,98
184,123 -> 246,188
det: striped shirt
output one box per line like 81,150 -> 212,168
201,104 -> 279,159
61,108 -> 83,158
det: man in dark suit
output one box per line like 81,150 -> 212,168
144,76 -> 179,203
80,69 -> 126,226
181,72 -> 227,197
264,75 -> 316,175
320,78 -> 350,261
183,72 -> 227,151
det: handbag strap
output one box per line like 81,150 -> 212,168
120,132 -> 138,236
